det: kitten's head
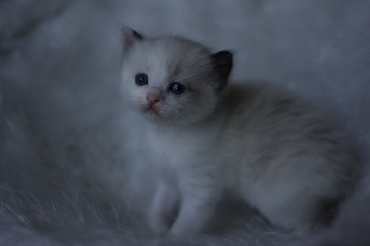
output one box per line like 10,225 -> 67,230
121,27 -> 233,125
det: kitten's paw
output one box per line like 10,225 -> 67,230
168,226 -> 187,237
168,221 -> 197,237
148,217 -> 170,236
151,224 -> 170,236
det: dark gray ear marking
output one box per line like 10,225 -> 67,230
210,50 -> 233,91
122,27 -> 144,54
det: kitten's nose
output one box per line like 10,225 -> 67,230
146,89 -> 161,105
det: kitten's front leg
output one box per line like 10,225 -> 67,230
148,180 -> 179,235
169,181 -> 221,237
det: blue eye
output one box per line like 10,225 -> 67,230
170,83 -> 186,95
135,73 -> 148,86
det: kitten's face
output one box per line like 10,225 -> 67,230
121,28 -> 232,125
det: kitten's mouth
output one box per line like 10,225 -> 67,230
145,105 -> 159,116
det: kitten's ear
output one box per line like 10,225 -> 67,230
210,50 -> 233,91
122,27 -> 144,54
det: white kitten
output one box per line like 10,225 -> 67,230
120,27 -> 357,237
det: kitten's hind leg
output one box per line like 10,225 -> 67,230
254,187 -> 334,233
148,180 -> 179,235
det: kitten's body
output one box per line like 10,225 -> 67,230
120,28 -> 357,236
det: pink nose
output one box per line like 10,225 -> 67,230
146,91 -> 160,105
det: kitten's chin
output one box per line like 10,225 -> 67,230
145,108 -> 160,118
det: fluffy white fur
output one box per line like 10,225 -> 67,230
120,28 -> 358,236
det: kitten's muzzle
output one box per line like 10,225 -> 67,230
146,88 -> 161,107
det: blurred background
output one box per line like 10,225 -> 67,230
2,0 -> 370,136
1,1 -> 370,245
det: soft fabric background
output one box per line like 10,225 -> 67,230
1,0 -> 370,245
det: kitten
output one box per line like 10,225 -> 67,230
120,27 -> 357,237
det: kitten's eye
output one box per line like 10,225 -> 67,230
170,83 -> 186,95
135,73 -> 148,86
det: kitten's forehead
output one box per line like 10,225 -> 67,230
131,37 -> 211,82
